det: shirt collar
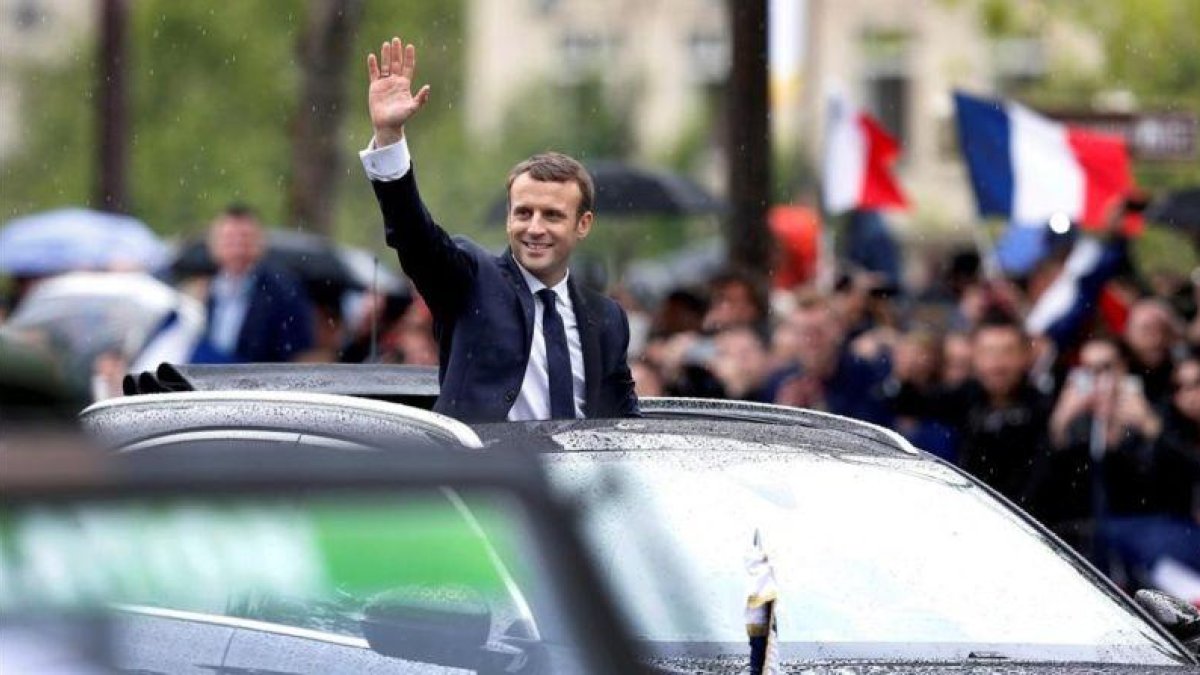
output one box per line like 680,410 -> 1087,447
212,270 -> 253,297
515,260 -> 570,303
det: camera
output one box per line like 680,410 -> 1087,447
1068,369 -> 1142,397
683,338 -> 717,365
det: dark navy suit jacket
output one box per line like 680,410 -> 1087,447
371,168 -> 639,423
195,263 -> 314,364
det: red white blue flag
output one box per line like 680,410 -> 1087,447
954,91 -> 1138,232
823,94 -> 909,215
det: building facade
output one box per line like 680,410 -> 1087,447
465,0 -> 1105,231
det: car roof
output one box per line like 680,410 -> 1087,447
476,409 -> 921,460
123,362 -> 440,408
81,390 -> 481,450
638,397 -> 919,455
118,364 -> 916,451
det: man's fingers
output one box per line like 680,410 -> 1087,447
415,84 -> 431,107
367,53 -> 380,81
402,43 -> 417,80
391,37 -> 404,77
379,41 -> 391,75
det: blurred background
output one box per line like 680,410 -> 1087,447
0,0 -> 1196,265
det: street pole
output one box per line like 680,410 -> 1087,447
725,0 -> 772,278
96,0 -> 129,213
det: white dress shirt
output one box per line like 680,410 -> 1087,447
360,138 -> 586,421
207,271 -> 253,356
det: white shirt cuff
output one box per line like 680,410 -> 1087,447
359,136 -> 411,181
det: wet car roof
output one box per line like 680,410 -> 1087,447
474,415 -> 923,461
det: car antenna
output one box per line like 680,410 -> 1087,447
369,255 -> 380,362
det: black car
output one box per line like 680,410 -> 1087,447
85,365 -> 1200,672
0,423 -> 641,674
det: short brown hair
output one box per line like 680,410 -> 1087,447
506,152 -> 594,217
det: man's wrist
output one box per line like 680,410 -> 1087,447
374,127 -> 405,148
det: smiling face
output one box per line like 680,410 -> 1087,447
506,172 -> 592,286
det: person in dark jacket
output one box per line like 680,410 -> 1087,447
1038,337 -> 1164,553
1122,299 -> 1182,405
358,37 -> 637,422
1154,357 -> 1200,520
192,205 -> 314,364
774,291 -> 892,426
888,312 -> 1052,508
1090,356 -> 1200,583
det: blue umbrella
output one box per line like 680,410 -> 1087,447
0,208 -> 168,276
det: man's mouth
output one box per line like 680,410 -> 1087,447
521,240 -> 552,252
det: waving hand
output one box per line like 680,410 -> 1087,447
367,37 -> 431,147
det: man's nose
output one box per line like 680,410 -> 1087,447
527,215 -> 548,234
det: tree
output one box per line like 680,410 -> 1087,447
287,0 -> 366,236
95,0 -> 130,213
0,1 -> 469,242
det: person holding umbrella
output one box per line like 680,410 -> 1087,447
358,37 -> 638,422
192,204 -> 314,363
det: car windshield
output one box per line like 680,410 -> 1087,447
542,435 -> 1187,667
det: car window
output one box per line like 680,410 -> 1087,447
544,447 -> 1187,666
0,489 -> 587,674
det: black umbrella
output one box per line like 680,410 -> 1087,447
170,231 -> 362,293
1146,188 -> 1200,233
486,160 -> 726,223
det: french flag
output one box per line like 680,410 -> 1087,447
823,95 -> 908,215
954,91 -> 1137,230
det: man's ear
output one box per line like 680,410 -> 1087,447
576,211 -> 594,238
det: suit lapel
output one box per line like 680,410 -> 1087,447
498,251 -> 535,356
569,278 -> 603,416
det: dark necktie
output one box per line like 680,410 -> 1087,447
537,288 -> 575,419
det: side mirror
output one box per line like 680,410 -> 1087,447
1135,589 -> 1200,654
362,585 -> 491,669
361,586 -> 545,673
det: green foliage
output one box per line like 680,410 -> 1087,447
1013,0 -> 1200,275
1132,225 -> 1199,280
334,0 -> 473,248
1,2 -> 301,234
1025,0 -> 1200,190
0,0 -> 675,268
979,0 -> 1022,38
0,0 -> 470,248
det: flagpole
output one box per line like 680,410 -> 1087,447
972,219 -> 1002,281
815,178 -> 837,293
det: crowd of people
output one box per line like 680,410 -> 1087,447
618,214 -> 1200,591
2,195 -> 1198,593
179,198 -> 1200,590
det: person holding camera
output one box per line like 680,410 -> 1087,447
1039,337 -> 1163,554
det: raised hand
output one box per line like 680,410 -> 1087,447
367,37 -> 431,147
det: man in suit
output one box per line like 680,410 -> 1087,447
192,205 -> 314,364
359,37 -> 638,422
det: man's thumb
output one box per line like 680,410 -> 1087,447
415,85 -> 432,107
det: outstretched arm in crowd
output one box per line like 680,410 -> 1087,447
1025,198 -> 1134,352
